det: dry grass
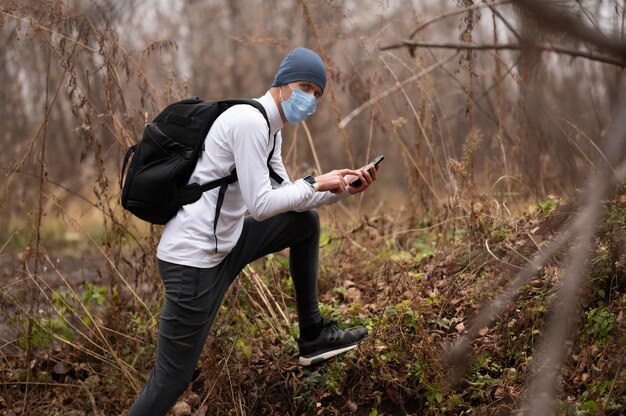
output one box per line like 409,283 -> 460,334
1,1 -> 625,415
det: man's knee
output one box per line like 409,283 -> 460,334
297,210 -> 320,236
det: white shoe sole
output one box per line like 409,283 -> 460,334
298,343 -> 360,367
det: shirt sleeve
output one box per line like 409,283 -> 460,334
231,108 -> 317,221
269,132 -> 350,211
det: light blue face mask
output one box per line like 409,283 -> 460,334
280,85 -> 317,123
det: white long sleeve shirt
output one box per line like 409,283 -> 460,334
157,91 -> 348,268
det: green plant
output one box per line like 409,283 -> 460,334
573,379 -> 615,415
605,204 -> 625,229
468,353 -> 503,401
19,282 -> 112,350
82,282 -> 107,306
19,314 -> 74,349
583,306 -> 616,346
294,370 -> 324,412
537,195 -> 558,215
424,382 -> 444,410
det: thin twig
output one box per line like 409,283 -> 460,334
378,54 -> 448,185
484,239 -> 523,270
602,344 -> 626,412
404,1 -> 515,40
296,0 -> 355,166
482,0 -> 522,41
371,266 -> 404,340
301,121 -> 323,175
391,120 -> 443,203
79,381 -> 101,416
338,52 -> 458,129
0,10 -> 98,53
0,381 -> 81,388
554,117 -> 614,174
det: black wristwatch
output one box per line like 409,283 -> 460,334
303,175 -> 319,191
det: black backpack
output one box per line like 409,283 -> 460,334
120,97 -> 283,226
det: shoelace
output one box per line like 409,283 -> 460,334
324,320 -> 342,343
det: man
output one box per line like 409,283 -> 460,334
129,47 -> 378,415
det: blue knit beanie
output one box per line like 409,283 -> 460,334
272,47 -> 327,92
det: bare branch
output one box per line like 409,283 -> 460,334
381,40 -> 626,67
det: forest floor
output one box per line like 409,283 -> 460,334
1,190 -> 625,415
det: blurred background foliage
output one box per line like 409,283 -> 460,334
1,0 -> 621,231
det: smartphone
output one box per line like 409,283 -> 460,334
349,154 -> 384,187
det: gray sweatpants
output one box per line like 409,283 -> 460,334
129,210 -> 322,416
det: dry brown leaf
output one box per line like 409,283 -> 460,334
172,401 -> 192,416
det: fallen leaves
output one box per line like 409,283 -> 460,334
172,401 -> 192,416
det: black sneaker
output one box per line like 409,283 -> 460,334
298,319 -> 368,366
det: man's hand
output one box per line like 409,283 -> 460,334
315,169 -> 361,194
345,163 -> 378,194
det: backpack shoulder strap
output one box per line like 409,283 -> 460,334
267,132 -> 283,184
220,99 -> 270,128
